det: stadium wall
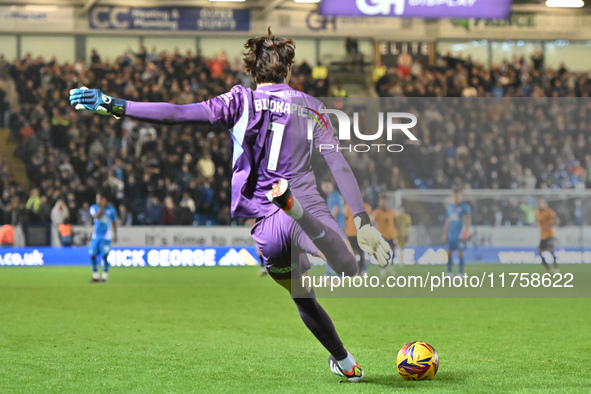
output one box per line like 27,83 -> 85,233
2,226 -> 591,267
71,226 -> 256,247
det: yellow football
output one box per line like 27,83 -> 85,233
396,341 -> 439,380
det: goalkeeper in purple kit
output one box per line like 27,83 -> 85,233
69,28 -> 391,383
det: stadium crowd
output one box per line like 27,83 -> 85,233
0,45 -> 590,228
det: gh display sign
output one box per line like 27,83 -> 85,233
319,0 -> 512,19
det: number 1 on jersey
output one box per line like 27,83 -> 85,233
267,122 -> 285,171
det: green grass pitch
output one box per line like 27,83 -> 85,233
1,265 -> 590,393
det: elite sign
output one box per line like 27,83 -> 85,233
318,0 -> 513,19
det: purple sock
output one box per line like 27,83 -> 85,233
296,210 -> 357,277
292,288 -> 348,360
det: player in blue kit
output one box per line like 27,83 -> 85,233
442,190 -> 471,277
89,190 -> 118,283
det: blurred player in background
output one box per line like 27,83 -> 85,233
442,190 -> 471,277
322,180 -> 345,229
373,195 -> 397,277
321,179 -> 344,276
70,28 -> 392,383
89,190 -> 117,283
395,206 -> 411,266
344,201 -> 372,276
535,198 -> 559,273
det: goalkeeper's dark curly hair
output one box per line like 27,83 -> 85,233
243,27 -> 295,85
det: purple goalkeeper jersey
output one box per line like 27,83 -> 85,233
202,83 -> 336,219
124,83 -> 364,220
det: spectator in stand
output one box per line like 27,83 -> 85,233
196,154 -> 215,179
66,192 -> 79,225
118,204 -> 133,226
0,222 -> 15,246
58,219 -> 73,247
19,121 -> 34,142
163,196 -> 177,225
37,196 -> 52,222
299,59 -> 312,76
195,181 -> 214,225
208,52 -> 228,79
145,196 -> 163,225
312,61 -> 328,81
178,192 -> 196,225
25,188 -> 42,221
176,164 -> 193,192
51,199 -> 69,227
3,196 -> 23,226
79,202 -> 92,226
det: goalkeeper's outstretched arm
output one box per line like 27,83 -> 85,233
69,87 -> 216,125
125,101 -> 216,125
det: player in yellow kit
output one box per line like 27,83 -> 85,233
535,198 -> 560,273
373,196 -> 397,276
395,206 -> 411,266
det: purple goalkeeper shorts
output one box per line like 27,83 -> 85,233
251,197 -> 346,280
